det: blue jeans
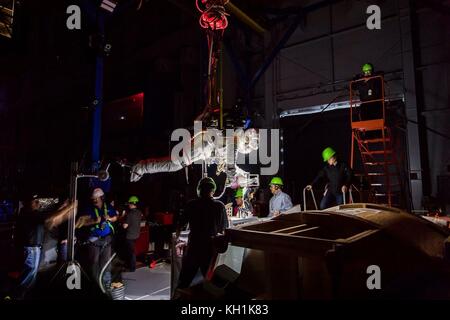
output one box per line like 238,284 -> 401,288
320,192 -> 344,210
59,242 -> 68,262
16,246 -> 41,299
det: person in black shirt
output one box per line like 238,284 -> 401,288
307,147 -> 352,210
122,196 -> 142,272
352,63 -> 384,121
14,195 -> 76,299
176,177 -> 228,289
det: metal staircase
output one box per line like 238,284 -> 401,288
349,75 -> 403,207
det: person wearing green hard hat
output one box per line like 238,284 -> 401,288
306,147 -> 352,209
175,176 -> 228,289
122,195 -> 143,272
233,188 -> 253,218
268,176 -> 293,217
128,196 -> 139,204
353,62 -> 384,121
235,188 -> 244,199
361,63 -> 373,76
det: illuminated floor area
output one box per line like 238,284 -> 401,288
122,263 -> 171,300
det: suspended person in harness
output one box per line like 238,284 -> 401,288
76,188 -> 118,290
306,147 -> 353,210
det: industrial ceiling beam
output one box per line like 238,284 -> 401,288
225,2 -> 266,34
250,0 -> 342,90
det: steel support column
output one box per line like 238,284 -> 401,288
399,0 -> 425,210
91,10 -> 106,171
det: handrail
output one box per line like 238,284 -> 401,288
303,187 -> 318,211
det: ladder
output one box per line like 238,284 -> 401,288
349,75 -> 402,207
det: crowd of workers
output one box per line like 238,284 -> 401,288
5,189 -> 143,299
5,144 -> 351,299
173,62 -> 382,291
1,63 -> 382,299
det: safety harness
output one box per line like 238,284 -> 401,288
92,204 -> 115,236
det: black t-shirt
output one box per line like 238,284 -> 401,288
125,208 -> 142,240
312,162 -> 353,196
16,209 -> 50,247
353,73 -> 383,102
180,197 -> 228,246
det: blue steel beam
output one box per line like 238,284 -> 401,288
82,0 -> 136,170
91,12 -> 105,171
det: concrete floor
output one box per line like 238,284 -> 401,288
122,263 -> 171,300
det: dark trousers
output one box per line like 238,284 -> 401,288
177,246 -> 213,289
58,242 -> 68,263
125,239 -> 136,272
86,236 -> 112,287
320,192 -> 344,210
360,102 -> 383,121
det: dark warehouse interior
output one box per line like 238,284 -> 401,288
0,0 -> 450,306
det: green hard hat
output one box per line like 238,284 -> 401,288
322,147 -> 336,162
197,177 -> 217,196
362,63 -> 373,73
269,177 -> 284,186
235,188 -> 244,198
128,196 -> 139,204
